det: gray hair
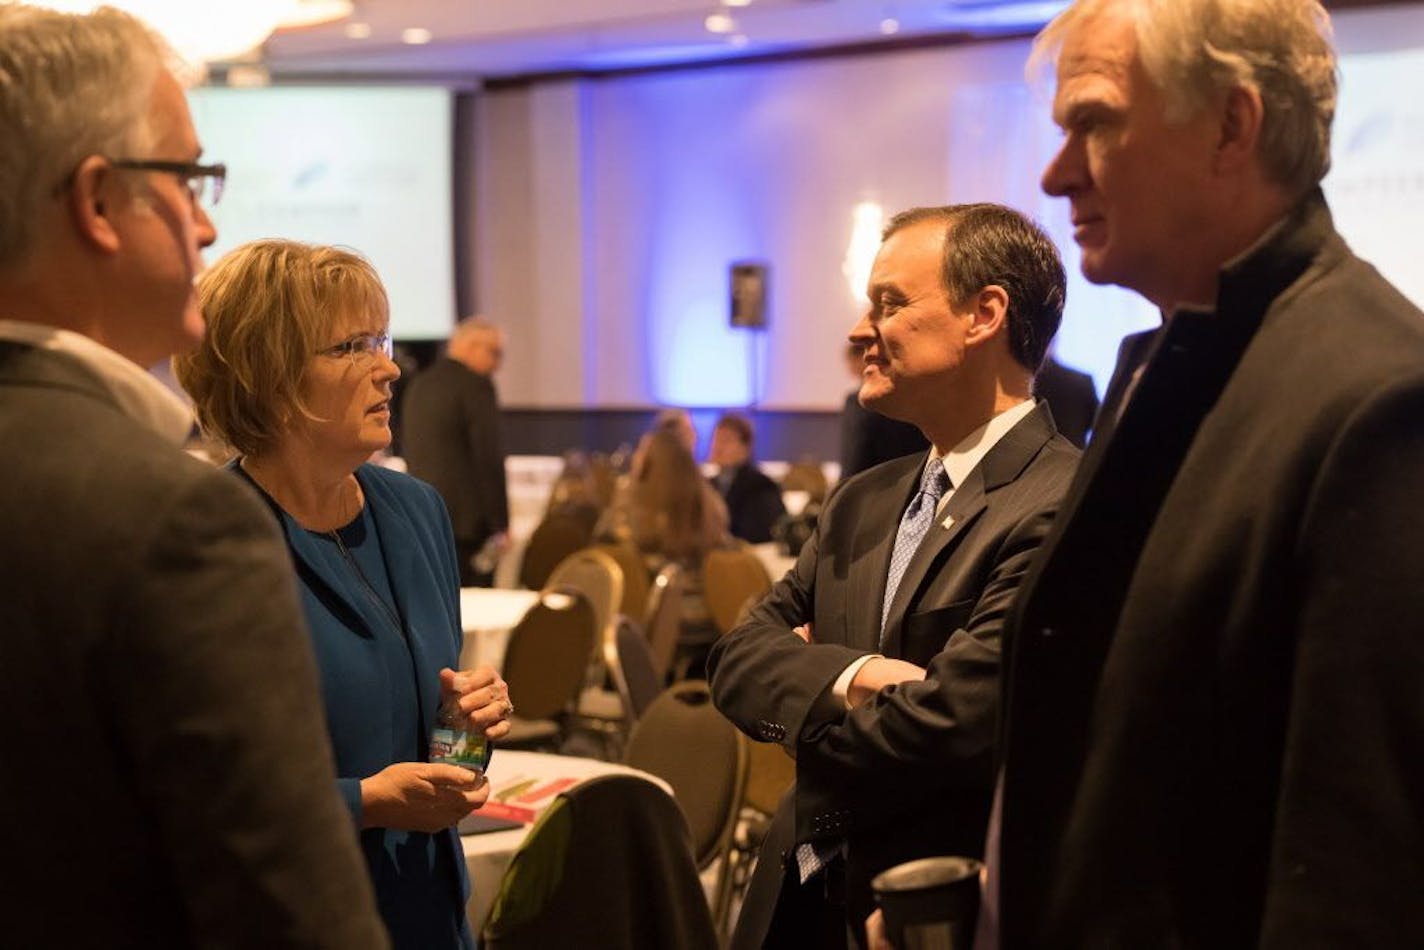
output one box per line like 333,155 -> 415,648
0,5 -> 169,271
451,315 -> 501,346
1034,0 -> 1338,198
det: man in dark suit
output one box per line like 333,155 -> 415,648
401,316 -> 510,586
709,411 -> 786,544
986,2 -> 1424,947
1032,354 -> 1098,448
709,203 -> 1079,949
839,342 -> 930,478
0,6 -> 386,946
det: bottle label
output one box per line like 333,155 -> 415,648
430,726 -> 488,773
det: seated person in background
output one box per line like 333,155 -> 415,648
601,426 -> 731,671
839,341 -> 929,479
624,428 -> 730,570
708,412 -> 786,544
653,405 -> 699,454
176,239 -> 515,950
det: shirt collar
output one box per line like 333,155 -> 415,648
0,319 -> 194,446
928,398 -> 1036,489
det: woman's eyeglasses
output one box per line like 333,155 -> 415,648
316,333 -> 394,368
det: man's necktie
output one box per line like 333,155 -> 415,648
880,461 -> 952,646
794,461 -> 953,885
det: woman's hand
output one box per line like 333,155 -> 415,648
359,762 -> 488,832
440,665 -> 514,741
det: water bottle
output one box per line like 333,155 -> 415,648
429,701 -> 489,774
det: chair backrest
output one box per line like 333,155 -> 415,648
623,682 -> 750,869
518,512 -> 593,590
596,541 -> 651,620
484,774 -> 717,950
742,739 -> 796,818
780,460 -> 829,504
501,589 -> 598,721
606,616 -> 663,723
641,563 -> 686,682
701,546 -> 773,635
544,547 -> 624,652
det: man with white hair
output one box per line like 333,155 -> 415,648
988,1 -> 1424,946
0,6 -> 387,945
401,316 -> 510,586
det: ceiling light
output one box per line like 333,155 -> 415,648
401,27 -> 433,45
723,0 -> 753,6
344,21 -> 372,39
879,17 -> 900,35
705,12 -> 736,34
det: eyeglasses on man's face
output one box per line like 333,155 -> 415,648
109,159 -> 227,207
317,332 -> 394,368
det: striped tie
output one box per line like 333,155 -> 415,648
880,462 -> 952,646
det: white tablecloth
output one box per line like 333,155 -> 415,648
461,750 -> 673,932
750,542 -> 798,584
458,588 -> 540,671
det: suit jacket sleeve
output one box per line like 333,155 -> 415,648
1260,375 -> 1424,946
794,502 -> 1060,828
707,492 -> 867,751
110,468 -> 388,948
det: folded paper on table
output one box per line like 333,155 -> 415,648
477,773 -> 583,824
458,813 -> 525,835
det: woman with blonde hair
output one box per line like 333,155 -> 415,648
629,426 -> 728,566
176,239 -> 511,949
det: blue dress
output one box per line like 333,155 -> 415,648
235,462 -> 476,950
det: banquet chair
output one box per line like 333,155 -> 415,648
517,511 -> 592,590
702,545 -> 773,636
642,563 -> 686,683
483,774 -> 716,950
572,615 -> 664,759
723,740 -> 797,932
498,588 -> 598,750
595,540 -> 651,620
623,682 -> 750,935
544,547 -> 623,656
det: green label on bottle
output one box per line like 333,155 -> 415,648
430,726 -> 488,772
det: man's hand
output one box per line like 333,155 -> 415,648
847,656 -> 927,708
792,622 -> 813,643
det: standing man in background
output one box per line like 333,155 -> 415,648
0,5 -> 387,946
839,341 -> 930,480
1032,351 -> 1098,448
401,316 -> 510,586
990,0 -> 1424,946
711,203 -> 1078,949
708,411 -> 786,544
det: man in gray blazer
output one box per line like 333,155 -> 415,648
0,7 -> 387,946
709,204 -> 1079,948
990,1 -> 1424,946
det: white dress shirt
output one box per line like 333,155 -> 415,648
831,398 -> 1037,704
